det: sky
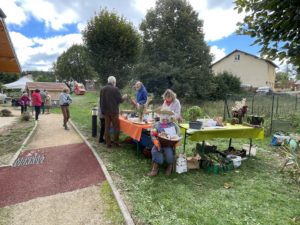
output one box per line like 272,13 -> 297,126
0,0 -> 283,72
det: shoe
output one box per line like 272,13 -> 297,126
99,138 -> 104,143
147,162 -> 159,177
65,126 -> 70,130
165,164 -> 173,176
114,143 -> 121,148
106,144 -> 112,148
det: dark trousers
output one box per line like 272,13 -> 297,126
34,106 -> 41,120
21,105 -> 27,114
60,106 -> 70,126
104,113 -> 120,146
99,118 -> 105,142
41,102 -> 45,114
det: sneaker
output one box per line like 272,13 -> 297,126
114,143 -> 122,148
65,126 -> 70,130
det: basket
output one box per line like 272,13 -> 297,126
189,121 -> 202,129
157,136 -> 181,147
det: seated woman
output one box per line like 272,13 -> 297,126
148,109 -> 181,177
161,89 -> 182,122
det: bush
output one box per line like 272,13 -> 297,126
212,71 -> 241,100
20,112 -> 31,121
0,109 -> 12,117
186,106 -> 205,121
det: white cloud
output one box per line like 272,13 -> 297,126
10,32 -> 82,71
0,0 -> 27,25
210,46 -> 226,63
3,0 -> 246,71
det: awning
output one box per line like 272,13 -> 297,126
0,9 -> 21,73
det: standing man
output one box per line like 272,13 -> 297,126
31,89 -> 42,120
40,89 -> 47,114
100,76 -> 126,148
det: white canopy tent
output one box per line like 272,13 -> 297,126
4,76 -> 33,90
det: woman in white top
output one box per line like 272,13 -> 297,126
161,89 -> 182,122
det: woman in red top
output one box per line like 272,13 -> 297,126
31,89 -> 42,120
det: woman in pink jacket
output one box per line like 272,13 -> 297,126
19,92 -> 30,114
31,89 -> 42,120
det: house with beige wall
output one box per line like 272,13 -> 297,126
211,49 -> 277,88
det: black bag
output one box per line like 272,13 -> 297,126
62,103 -> 69,106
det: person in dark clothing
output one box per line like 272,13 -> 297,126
98,101 -> 105,143
100,76 -> 127,148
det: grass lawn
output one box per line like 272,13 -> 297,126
0,118 -> 35,165
69,92 -> 300,225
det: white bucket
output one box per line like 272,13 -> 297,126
242,144 -> 257,156
227,155 -> 242,168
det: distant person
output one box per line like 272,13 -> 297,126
44,91 -> 52,114
100,76 -> 127,148
31,89 -> 42,120
40,90 -> 47,114
59,88 -> 72,130
161,89 -> 182,122
19,91 -> 30,114
132,81 -> 148,108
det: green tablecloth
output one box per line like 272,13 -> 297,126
180,123 -> 264,142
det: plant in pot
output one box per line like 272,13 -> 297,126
187,106 -> 205,129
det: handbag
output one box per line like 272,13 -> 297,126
62,103 -> 69,106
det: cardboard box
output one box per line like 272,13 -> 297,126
187,154 -> 201,170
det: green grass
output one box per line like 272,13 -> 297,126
69,92 -> 300,225
0,119 -> 34,158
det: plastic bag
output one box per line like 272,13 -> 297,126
176,153 -> 187,174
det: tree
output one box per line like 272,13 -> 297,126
54,44 -> 97,83
137,0 -> 214,99
235,0 -> 300,71
0,73 -> 19,84
212,71 -> 241,100
82,9 -> 141,88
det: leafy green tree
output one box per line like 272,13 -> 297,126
235,0 -> 300,70
54,44 -> 97,83
82,9 -> 141,88
23,71 -> 55,82
212,71 -> 241,100
0,73 -> 19,84
137,0 -> 214,99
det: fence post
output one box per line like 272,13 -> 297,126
251,94 -> 255,114
295,94 -> 298,110
276,95 -> 279,116
270,94 -> 275,135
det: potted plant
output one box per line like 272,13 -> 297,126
187,106 -> 205,129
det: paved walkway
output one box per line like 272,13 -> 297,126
0,113 -> 122,225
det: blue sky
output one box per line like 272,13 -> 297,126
0,0 -> 282,72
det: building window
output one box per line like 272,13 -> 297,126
234,54 -> 240,61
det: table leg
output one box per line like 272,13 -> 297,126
249,139 -> 253,156
228,138 -> 232,148
183,129 -> 187,153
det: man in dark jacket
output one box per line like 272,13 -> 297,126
100,76 -> 126,148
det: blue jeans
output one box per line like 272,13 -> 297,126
151,146 -> 174,165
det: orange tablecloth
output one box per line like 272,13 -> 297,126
119,117 -> 152,141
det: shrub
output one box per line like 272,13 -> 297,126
0,109 -> 12,117
20,112 -> 31,121
186,106 -> 205,121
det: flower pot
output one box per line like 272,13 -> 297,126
247,115 -> 264,126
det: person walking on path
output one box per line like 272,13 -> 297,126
100,76 -> 127,148
59,87 -> 72,130
19,91 -> 30,114
44,91 -> 52,114
40,89 -> 47,114
31,89 -> 42,120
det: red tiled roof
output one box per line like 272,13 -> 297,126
26,82 -> 68,91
